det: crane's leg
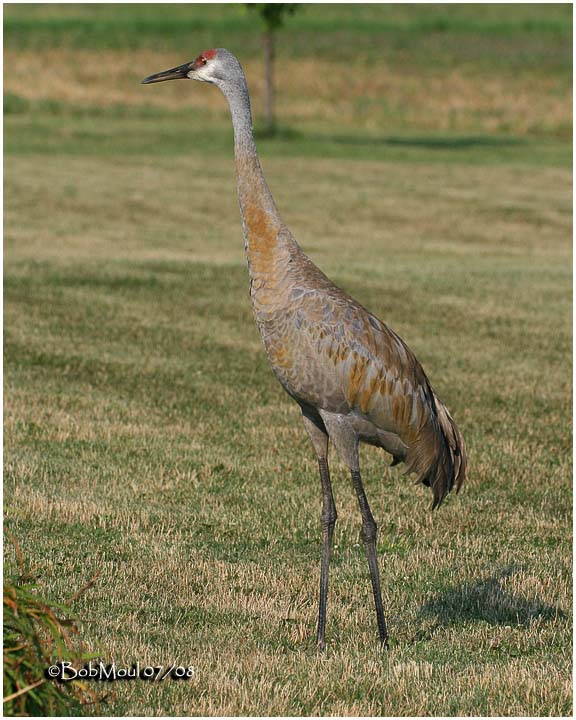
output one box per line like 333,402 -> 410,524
350,468 -> 388,648
302,410 -> 336,652
319,410 -> 388,648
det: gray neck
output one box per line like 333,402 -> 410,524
217,76 -> 283,245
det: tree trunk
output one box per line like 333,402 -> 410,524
263,28 -> 275,135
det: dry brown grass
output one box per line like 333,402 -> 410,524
4,145 -> 572,714
5,48 -> 571,136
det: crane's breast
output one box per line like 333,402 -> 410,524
252,287 -> 350,412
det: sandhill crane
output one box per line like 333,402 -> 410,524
142,49 -> 467,650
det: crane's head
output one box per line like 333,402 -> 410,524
141,48 -> 241,88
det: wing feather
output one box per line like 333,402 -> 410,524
282,250 -> 466,506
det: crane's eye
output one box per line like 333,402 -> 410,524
200,56 -> 207,65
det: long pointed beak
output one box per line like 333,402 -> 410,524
141,61 -> 194,84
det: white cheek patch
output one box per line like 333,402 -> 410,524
189,67 -> 212,83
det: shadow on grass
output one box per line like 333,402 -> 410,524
256,126 -> 523,150
317,134 -> 523,150
418,565 -> 564,629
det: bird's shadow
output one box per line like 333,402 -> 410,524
409,565 -> 564,642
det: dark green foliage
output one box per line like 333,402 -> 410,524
244,3 -> 300,31
3,540 -> 99,716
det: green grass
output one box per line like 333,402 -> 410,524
4,4 -> 572,716
4,108 -> 569,167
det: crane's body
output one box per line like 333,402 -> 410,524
143,48 -> 467,649
246,216 -> 464,503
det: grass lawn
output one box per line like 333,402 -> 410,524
4,4 -> 572,716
